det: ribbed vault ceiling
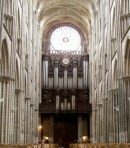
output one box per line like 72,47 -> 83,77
35,0 -> 96,46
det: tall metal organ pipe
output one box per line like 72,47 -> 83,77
73,60 -> 78,89
83,55 -> 89,88
54,60 -> 59,89
42,54 -> 49,89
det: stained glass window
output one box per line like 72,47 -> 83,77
50,26 -> 81,53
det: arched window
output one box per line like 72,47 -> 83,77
1,39 -> 9,76
50,26 -> 82,54
124,39 -> 130,76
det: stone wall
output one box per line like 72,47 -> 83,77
0,0 -> 42,144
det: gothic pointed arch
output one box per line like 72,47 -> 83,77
1,39 -> 9,76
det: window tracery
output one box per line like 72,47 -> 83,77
50,26 -> 82,54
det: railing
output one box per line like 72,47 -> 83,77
69,143 -> 130,148
0,144 -> 58,148
1,143 -> 130,148
39,103 -> 92,114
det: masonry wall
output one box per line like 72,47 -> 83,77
89,0 -> 130,143
0,0 -> 42,144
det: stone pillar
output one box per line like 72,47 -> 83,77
12,81 -> 15,144
42,54 -> 49,89
91,109 -> 97,143
30,104 -> 34,143
64,68 -> 67,89
103,98 -> 108,142
16,90 -> 22,144
108,91 -> 114,143
54,60 -> 59,89
25,98 -> 31,143
8,80 -> 14,143
73,60 -> 78,89
96,104 -> 100,142
1,81 -> 6,143
119,79 -> 125,143
5,81 -> 9,143
0,79 -> 2,142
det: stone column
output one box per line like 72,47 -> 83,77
73,60 -> 78,89
1,81 -> 6,143
12,81 -> 15,144
8,80 -> 14,143
5,81 -> 9,143
91,109 -> 97,143
0,79 -> 2,142
30,104 -> 34,143
54,60 -> 59,89
119,79 -> 125,143
108,91 -> 114,143
26,98 -> 31,143
17,90 -> 22,144
103,98 -> 108,142
96,104 -> 100,142
24,98 -> 28,143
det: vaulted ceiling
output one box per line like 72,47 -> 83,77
35,0 -> 96,43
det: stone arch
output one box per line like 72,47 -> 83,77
124,39 -> 130,76
1,39 -> 9,76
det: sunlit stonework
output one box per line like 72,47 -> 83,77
0,0 -> 129,147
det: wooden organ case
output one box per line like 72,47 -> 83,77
39,53 -> 92,147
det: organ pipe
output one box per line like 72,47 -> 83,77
64,69 -> 67,89
54,62 -> 59,89
42,55 -> 49,89
83,55 -> 89,88
73,61 -> 78,89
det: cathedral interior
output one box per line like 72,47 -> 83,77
0,0 -> 130,147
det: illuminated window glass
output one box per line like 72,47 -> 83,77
50,26 -> 81,52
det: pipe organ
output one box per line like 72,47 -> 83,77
40,53 -> 91,113
40,53 -> 92,145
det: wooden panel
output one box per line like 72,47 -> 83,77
54,114 -> 78,148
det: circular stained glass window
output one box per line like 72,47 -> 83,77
50,26 -> 81,52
